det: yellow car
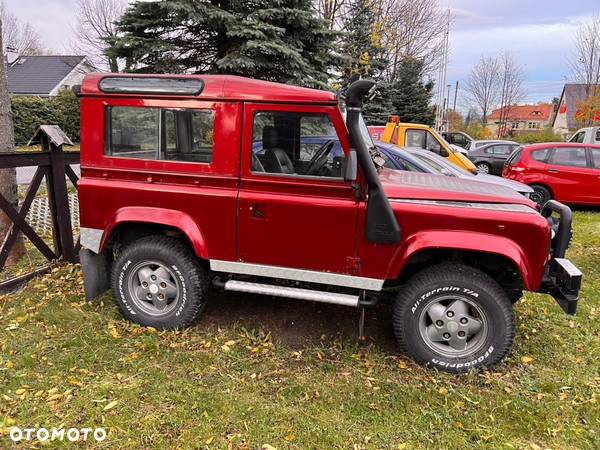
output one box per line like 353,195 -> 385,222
379,119 -> 476,173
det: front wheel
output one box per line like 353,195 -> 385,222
393,263 -> 515,373
111,236 -> 208,329
530,185 -> 552,206
475,162 -> 491,174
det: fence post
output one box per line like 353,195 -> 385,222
29,125 -> 77,262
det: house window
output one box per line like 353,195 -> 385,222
527,122 -> 540,129
511,122 -> 519,129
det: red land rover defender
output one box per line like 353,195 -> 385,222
77,74 -> 582,373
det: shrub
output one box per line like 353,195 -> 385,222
510,127 -> 564,144
11,89 -> 80,145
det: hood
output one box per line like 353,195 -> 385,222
379,169 -> 536,207
474,173 -> 534,194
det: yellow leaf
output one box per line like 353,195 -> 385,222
67,376 -> 82,387
438,387 -> 449,396
205,437 -> 214,445
46,394 -> 62,402
397,360 -> 407,369
103,400 -> 118,411
15,389 -> 26,395
224,340 -> 236,347
285,434 -> 295,441
397,444 -> 407,449
146,327 -> 157,334
110,327 -> 120,339
221,345 -> 231,352
521,356 -> 534,364
5,361 -> 13,369
262,445 -> 277,450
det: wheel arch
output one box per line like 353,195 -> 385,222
387,230 -> 536,292
101,207 -> 209,259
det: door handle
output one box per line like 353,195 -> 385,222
249,205 -> 265,218
548,169 -> 560,173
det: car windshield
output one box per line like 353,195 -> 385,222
412,153 -> 456,176
414,151 -> 473,177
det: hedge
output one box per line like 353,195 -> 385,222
11,89 -> 80,145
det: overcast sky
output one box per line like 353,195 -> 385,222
5,0 -> 600,105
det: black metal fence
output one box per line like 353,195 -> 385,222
0,125 -> 80,292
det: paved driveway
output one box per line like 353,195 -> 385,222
16,164 -> 81,185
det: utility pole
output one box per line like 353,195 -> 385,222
435,9 -> 450,131
453,81 -> 458,112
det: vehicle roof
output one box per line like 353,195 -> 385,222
374,142 -> 434,171
80,73 -> 337,103
397,123 -> 430,130
523,142 -> 600,150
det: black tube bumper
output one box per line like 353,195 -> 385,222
539,200 -> 582,315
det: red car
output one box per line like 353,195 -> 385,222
77,74 -> 581,373
503,143 -> 600,206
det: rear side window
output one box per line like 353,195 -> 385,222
531,148 -> 551,162
590,148 -> 600,168
550,147 -> 587,167
106,106 -> 214,163
569,131 -> 585,143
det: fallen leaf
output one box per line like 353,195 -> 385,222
103,400 -> 118,411
521,356 -> 534,364
262,445 -> 277,450
438,387 -> 449,396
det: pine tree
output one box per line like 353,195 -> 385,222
338,0 -> 386,81
109,0 -> 339,88
389,57 -> 435,125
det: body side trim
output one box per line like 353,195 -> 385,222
210,260 -> 384,290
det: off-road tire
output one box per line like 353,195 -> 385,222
111,235 -> 208,329
393,263 -> 515,373
530,185 -> 552,207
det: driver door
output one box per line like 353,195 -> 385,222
237,103 -> 360,274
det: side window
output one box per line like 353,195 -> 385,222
569,131 -> 584,143
251,111 -> 342,178
531,148 -> 551,162
590,148 -> 600,169
550,147 -> 587,167
595,129 -> 600,143
484,146 -> 495,155
425,132 -> 442,153
406,130 -> 426,148
108,107 -> 160,159
106,106 -> 214,163
493,145 -> 512,156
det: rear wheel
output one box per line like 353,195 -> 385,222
475,162 -> 491,174
111,236 -> 208,329
530,185 -> 551,206
393,263 -> 515,373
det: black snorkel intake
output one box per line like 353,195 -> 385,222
344,79 -> 400,245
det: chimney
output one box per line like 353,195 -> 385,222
6,47 -> 19,65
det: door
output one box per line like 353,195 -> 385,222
586,147 -> 600,203
237,103 -> 359,274
546,146 -> 590,203
488,144 -> 514,174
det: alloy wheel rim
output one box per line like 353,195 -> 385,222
418,295 -> 489,358
127,260 -> 181,316
476,164 -> 490,174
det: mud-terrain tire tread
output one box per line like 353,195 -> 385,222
111,235 -> 208,329
393,263 -> 515,373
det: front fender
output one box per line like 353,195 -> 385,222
101,206 -> 209,259
387,230 -> 537,290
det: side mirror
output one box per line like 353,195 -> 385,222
344,149 -> 358,181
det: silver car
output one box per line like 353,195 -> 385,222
405,147 -> 534,197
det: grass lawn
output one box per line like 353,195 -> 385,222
0,211 -> 599,449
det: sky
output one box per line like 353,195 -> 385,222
4,0 -> 600,107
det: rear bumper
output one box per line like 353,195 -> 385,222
538,200 -> 582,314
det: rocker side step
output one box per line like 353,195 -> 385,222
222,280 -> 360,307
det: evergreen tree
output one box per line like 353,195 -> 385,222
338,0 -> 387,81
389,57 -> 435,125
109,0 -> 338,88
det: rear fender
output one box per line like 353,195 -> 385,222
101,207 -> 208,259
388,230 -> 535,290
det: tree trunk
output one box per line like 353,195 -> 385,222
0,18 -> 25,265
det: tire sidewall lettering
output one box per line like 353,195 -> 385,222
411,285 -> 480,315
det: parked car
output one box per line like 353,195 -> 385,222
370,120 -> 477,173
468,142 -> 522,175
375,142 -> 533,196
503,142 -> 600,206
403,146 -> 534,197
78,74 -> 581,373
442,131 -> 473,149
568,126 -> 600,145
467,139 -> 519,151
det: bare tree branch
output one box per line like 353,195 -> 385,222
495,52 -> 525,137
569,14 -> 600,97
1,1 -> 43,55
464,55 -> 501,125
71,0 -> 126,72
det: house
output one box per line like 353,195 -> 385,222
488,104 -> 554,136
7,55 -> 92,97
552,83 -> 600,137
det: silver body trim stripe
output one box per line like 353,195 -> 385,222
80,227 -> 104,254
210,260 -> 384,290
223,280 -> 360,307
390,199 -> 537,213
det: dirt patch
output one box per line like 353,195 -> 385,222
200,288 -> 398,351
